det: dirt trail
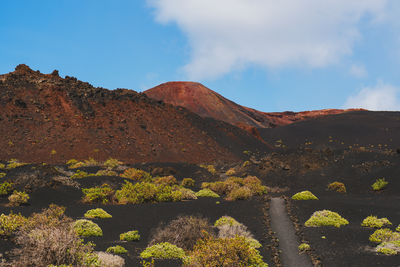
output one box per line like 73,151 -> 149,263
270,197 -> 313,267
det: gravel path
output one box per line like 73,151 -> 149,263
270,197 -> 313,267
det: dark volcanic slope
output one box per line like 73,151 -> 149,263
259,110 -> 400,150
144,81 -> 357,128
0,65 -> 267,163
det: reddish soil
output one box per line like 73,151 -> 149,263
0,65 -> 268,164
144,81 -> 360,128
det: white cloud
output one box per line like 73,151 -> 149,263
148,0 -> 387,79
344,82 -> 400,111
349,64 -> 368,78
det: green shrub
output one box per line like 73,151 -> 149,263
305,210 -> 349,228
73,219 -> 103,237
154,175 -> 177,186
106,245 -> 128,255
0,172 -> 6,178
371,178 -> 388,191
6,159 -> 27,169
66,159 -> 79,166
120,230 -> 140,241
201,181 -> 236,195
0,181 -> 14,195
214,216 -> 240,227
361,216 -> 392,228
376,241 -> 400,255
178,188 -> 197,200
195,188 -> 220,198
376,246 -> 397,255
0,212 -> 28,236
327,182 -> 346,193
243,176 -> 268,195
226,186 -> 252,201
103,158 -> 123,169
94,169 -> 118,176
187,235 -> 268,267
68,158 -> 99,169
140,242 -> 186,259
8,191 -> 29,206
292,191 -> 318,200
120,168 -> 152,181
84,208 -> 112,219
298,243 -> 310,252
115,181 -> 182,204
369,228 -> 400,243
397,225 -> 400,232
181,178 -> 195,188
82,184 -> 115,204
0,163 -> 5,169
225,168 -> 236,176
70,170 -> 92,179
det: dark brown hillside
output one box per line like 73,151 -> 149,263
0,65 -> 267,163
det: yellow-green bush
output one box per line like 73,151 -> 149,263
214,216 -> 240,227
0,181 -> 14,195
178,188 -> 197,200
73,219 -> 102,237
371,178 -> 388,191
120,168 -> 152,181
327,182 -> 346,193
70,170 -> 92,179
195,189 -> 220,198
106,245 -> 128,255
397,225 -> 400,232
292,191 -> 318,200
115,181 -> 182,204
6,159 -> 27,169
369,228 -> 400,243
376,240 -> 400,255
225,168 -> 236,176
187,235 -> 268,267
0,212 -> 27,236
361,216 -> 392,228
120,230 -> 140,241
305,210 -> 349,228
181,178 -> 195,188
82,184 -> 115,204
0,163 -> 5,169
154,175 -> 177,186
0,172 -> 6,179
8,191 -> 29,206
94,169 -> 118,176
199,164 -> 216,175
84,208 -> 112,219
140,242 -> 186,260
226,186 -> 252,201
298,243 -> 310,252
103,158 -> 123,169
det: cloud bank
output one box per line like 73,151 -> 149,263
148,0 -> 387,79
344,82 -> 400,111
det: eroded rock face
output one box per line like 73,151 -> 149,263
145,81 -> 362,128
0,65 -> 267,163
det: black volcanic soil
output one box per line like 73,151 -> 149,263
0,65 -> 267,164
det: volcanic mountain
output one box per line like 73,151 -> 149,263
0,65 -> 268,163
145,82 -> 358,128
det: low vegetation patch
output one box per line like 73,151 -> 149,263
106,245 -> 128,255
120,230 -> 140,241
178,188 -> 197,200
371,178 -> 388,191
181,178 -> 195,188
95,169 -> 118,176
82,184 -> 115,204
140,242 -> 186,260
73,219 -> 103,237
115,181 -> 182,204
199,164 -> 217,175
361,216 -> 392,228
0,212 -> 28,236
0,181 -> 14,195
298,243 -> 311,252
397,225 -> 400,232
84,208 -> 112,219
305,210 -> 349,228
154,175 -> 178,186
214,216 -> 240,227
6,159 -> 27,169
8,190 -> 29,206
96,251 -> 125,267
120,168 -> 152,181
0,172 -> 6,178
376,241 -> 400,255
103,158 -> 123,169
327,182 -> 346,193
225,168 -> 236,176
292,190 -> 318,200
369,228 -> 400,243
70,170 -> 90,179
195,188 -> 220,198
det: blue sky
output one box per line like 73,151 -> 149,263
1,0 -> 400,112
